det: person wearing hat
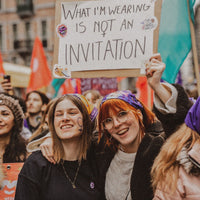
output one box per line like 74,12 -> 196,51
15,94 -> 102,200
0,93 -> 27,163
151,96 -> 200,200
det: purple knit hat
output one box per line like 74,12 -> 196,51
101,90 -> 143,111
185,96 -> 200,134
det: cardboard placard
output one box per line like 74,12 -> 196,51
0,163 -> 23,200
54,0 -> 162,78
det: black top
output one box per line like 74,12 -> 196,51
15,151 -> 101,200
96,84 -> 193,200
26,117 -> 41,133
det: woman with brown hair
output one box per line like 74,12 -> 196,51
151,97 -> 200,200
15,94 -> 101,200
0,93 -> 27,163
25,54 -> 193,200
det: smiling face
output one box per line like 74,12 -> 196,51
0,105 -> 15,136
54,99 -> 83,141
106,108 -> 141,153
99,99 -> 143,153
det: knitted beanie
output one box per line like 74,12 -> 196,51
0,94 -> 24,132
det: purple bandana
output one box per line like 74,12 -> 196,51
185,96 -> 200,134
101,90 -> 143,111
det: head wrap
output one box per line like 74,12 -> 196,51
101,90 -> 143,111
185,96 -> 200,134
0,94 -> 24,132
73,94 -> 98,121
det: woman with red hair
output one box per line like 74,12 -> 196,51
26,54 -> 193,200
96,54 -> 192,200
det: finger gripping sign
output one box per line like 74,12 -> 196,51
0,163 -> 23,200
53,0 -> 162,78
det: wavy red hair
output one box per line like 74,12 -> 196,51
98,98 -> 156,151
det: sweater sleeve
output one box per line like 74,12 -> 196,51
26,132 -> 52,152
153,84 -> 193,138
154,83 -> 178,114
15,151 -> 48,200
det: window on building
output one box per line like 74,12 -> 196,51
12,57 -> 17,64
25,22 -> 31,49
42,20 -> 47,38
41,20 -> 47,48
17,0 -> 26,5
13,24 -> 18,40
0,0 -> 4,10
25,22 -> 31,39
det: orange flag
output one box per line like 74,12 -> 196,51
60,79 -> 75,95
136,76 -> 153,109
27,37 -> 52,92
0,50 -> 5,76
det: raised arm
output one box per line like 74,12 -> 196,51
146,53 -> 172,104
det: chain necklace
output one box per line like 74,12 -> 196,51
61,160 -> 81,189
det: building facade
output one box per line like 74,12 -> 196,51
0,0 -> 55,68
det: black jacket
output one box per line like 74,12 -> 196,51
96,84 -> 192,200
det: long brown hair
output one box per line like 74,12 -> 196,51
48,95 -> 92,163
98,98 -> 156,151
151,123 -> 200,192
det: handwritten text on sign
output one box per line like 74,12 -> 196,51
56,0 -> 157,71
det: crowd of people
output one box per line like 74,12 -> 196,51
0,53 -> 199,200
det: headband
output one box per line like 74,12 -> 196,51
101,90 -> 143,111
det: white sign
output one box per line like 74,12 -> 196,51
56,0 -> 158,72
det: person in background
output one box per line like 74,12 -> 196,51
0,75 -> 14,95
25,90 -> 49,133
0,93 -> 27,163
83,89 -> 102,141
83,89 -> 102,108
151,97 -> 200,200
15,94 -> 102,200
26,98 -> 57,153
0,92 -> 32,141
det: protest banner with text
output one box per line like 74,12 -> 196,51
53,0 -> 162,78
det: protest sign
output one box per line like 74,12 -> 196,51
53,0 -> 162,78
0,163 -> 23,200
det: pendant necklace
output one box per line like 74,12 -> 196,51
61,160 -> 81,189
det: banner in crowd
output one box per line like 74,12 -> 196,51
27,37 -> 52,92
53,0 -> 162,78
158,0 -> 196,83
81,78 -> 118,96
0,163 -> 23,200
0,50 -> 5,76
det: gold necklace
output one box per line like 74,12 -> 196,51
61,160 -> 81,189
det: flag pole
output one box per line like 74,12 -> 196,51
187,0 -> 200,96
